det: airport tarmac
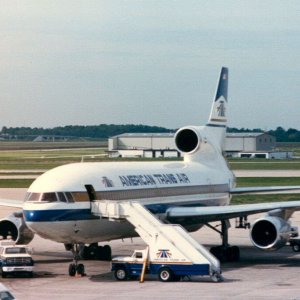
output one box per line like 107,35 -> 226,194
0,189 -> 300,299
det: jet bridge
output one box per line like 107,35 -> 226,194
91,200 -> 221,281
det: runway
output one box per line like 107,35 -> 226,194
0,189 -> 300,299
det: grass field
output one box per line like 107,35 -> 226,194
229,160 -> 300,170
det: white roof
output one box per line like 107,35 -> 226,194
112,132 -> 270,139
111,133 -> 174,138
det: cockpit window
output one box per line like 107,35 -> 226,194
25,192 -> 88,203
65,192 -> 75,203
25,192 -> 60,203
40,193 -> 58,202
57,192 -> 67,202
26,193 -> 41,202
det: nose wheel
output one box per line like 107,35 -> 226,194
69,244 -> 86,277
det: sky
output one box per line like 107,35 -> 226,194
0,1 -> 299,130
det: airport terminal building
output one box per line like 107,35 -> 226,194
108,132 -> 292,159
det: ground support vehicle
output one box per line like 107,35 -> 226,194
92,201 -> 222,282
112,248 -> 218,282
0,240 -> 34,278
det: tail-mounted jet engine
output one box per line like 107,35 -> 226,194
174,126 -> 203,154
0,212 -> 34,244
250,216 -> 293,251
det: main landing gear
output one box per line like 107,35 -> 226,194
65,243 -> 112,277
209,220 -> 240,262
82,243 -> 112,261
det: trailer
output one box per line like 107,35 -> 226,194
92,201 -> 222,282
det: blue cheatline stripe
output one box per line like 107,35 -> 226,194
23,202 -> 207,222
23,209 -> 99,222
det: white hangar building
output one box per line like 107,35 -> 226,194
108,132 -> 291,159
108,133 -> 179,158
225,132 -> 275,152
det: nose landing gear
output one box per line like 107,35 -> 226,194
69,244 -> 86,277
66,243 -> 112,276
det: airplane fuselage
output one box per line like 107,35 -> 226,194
23,158 -> 235,244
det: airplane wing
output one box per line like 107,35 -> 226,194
167,200 -> 300,223
0,199 -> 23,208
230,186 -> 300,194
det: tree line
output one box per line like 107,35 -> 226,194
1,125 -> 300,142
0,125 -> 172,140
227,127 -> 300,142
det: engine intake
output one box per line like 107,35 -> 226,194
175,127 -> 202,154
250,216 -> 291,251
0,213 -> 34,244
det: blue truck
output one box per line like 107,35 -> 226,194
111,248 -> 221,282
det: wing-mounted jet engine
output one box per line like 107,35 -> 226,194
250,216 -> 295,251
0,212 -> 34,244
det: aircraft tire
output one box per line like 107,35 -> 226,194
68,263 -> 76,276
83,243 -> 99,260
210,246 -> 225,262
226,246 -> 240,262
76,263 -> 85,276
102,245 -> 112,261
210,246 -> 240,262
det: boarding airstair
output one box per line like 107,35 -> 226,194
91,200 -> 221,279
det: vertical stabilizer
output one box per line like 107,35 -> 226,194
207,67 -> 228,127
205,67 -> 228,151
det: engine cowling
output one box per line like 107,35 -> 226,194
250,216 -> 292,251
174,126 -> 202,154
0,212 -> 34,244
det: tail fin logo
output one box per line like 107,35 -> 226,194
217,100 -> 226,117
207,67 -> 228,126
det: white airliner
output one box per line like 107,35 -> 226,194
1,67 -> 300,276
